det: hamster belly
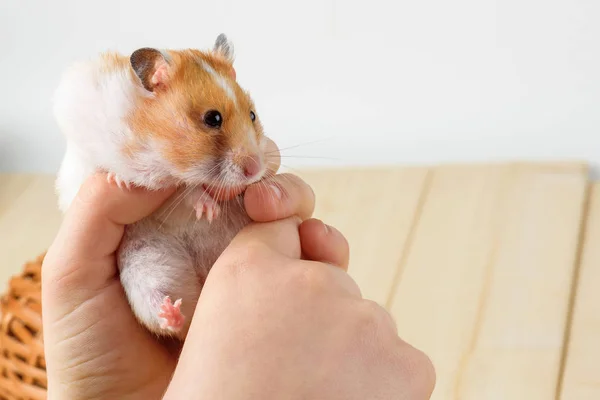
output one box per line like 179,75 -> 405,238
117,194 -> 250,339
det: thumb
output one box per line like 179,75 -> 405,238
43,173 -> 175,292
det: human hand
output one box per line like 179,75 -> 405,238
164,219 -> 436,398
42,178 -> 177,400
41,138 -> 318,399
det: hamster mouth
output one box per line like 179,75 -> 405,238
202,184 -> 247,201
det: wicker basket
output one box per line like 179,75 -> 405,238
0,254 -> 46,400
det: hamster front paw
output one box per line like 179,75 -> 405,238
158,296 -> 185,332
107,172 -> 132,189
193,190 -> 221,222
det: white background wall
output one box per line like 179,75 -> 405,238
1,0 -> 599,173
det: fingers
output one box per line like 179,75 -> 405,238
227,217 -> 303,260
298,219 -> 356,296
217,217 -> 360,300
245,174 -> 315,222
75,173 -> 176,225
43,173 -> 175,290
299,219 -> 350,270
60,173 -> 174,258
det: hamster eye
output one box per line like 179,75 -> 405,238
250,111 -> 256,122
203,110 -> 222,128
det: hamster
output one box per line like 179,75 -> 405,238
53,34 -> 270,340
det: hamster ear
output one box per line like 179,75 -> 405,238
130,48 -> 171,92
214,33 -> 234,63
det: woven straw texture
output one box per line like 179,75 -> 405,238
0,253 -> 46,400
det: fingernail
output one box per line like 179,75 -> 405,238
270,184 -> 282,199
324,223 -> 341,237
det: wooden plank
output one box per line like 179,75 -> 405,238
297,167 -> 429,304
388,165 -> 505,399
560,183 -> 600,400
0,175 -> 63,288
455,166 -> 587,399
389,164 -> 588,400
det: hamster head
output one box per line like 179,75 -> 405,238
126,34 -> 268,194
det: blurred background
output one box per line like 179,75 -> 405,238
1,0 -> 599,172
1,3 -> 599,398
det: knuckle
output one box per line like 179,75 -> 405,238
242,240 -> 271,263
218,240 -> 271,277
392,344 -> 437,397
355,300 -> 396,333
419,350 -> 437,393
347,300 -> 436,396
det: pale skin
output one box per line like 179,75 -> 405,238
42,141 -> 435,399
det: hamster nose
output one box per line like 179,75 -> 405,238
243,155 -> 261,178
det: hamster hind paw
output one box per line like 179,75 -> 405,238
158,296 -> 185,332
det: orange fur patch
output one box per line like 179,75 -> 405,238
99,52 -> 130,75
110,48 -> 264,172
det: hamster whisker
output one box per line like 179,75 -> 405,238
273,174 -> 295,198
275,155 -> 343,162
158,183 -> 195,220
257,177 -> 287,221
235,189 -> 244,210
274,164 -> 306,175
187,203 -> 197,222
252,179 -> 271,217
264,136 -> 336,155
201,166 -> 229,220
215,172 -> 229,220
158,183 -> 201,229
266,180 -> 284,220
158,172 -> 211,221
157,163 -> 221,224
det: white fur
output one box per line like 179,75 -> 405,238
54,58 -> 175,211
55,142 -> 95,212
200,60 -> 237,104
247,128 -> 259,148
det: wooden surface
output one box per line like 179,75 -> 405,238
1,163 -> 598,399
559,183 -> 600,399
